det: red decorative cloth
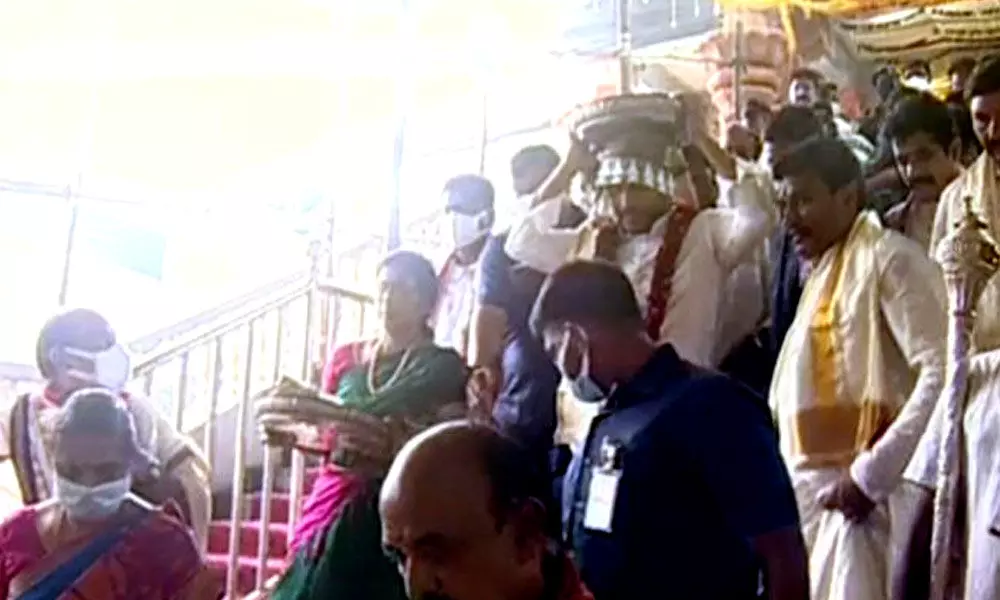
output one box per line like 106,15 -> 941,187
644,204 -> 699,340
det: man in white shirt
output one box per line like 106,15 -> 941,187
787,68 -> 873,164
896,55 -> 1000,600
433,175 -> 495,358
880,93 -> 963,253
716,123 -> 776,379
768,137 -> 945,600
505,100 -> 774,368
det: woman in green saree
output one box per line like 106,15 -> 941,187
273,251 -> 469,600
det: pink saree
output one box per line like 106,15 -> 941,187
0,504 -> 219,599
287,342 -> 366,557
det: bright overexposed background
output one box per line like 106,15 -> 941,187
0,0 -> 615,366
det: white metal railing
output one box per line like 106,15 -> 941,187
0,249 -> 377,598
0,191 -> 448,598
130,247 -> 376,597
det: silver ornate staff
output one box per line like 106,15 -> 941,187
930,196 -> 1000,600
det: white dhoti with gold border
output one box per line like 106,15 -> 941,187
771,212 -> 947,600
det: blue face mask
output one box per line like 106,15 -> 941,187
55,474 -> 131,521
557,329 -> 607,404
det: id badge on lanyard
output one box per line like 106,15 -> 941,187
583,436 -> 624,533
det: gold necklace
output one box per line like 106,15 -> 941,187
366,342 -> 414,395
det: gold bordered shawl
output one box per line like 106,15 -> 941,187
771,212 -> 897,469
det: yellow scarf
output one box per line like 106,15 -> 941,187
772,212 -> 897,469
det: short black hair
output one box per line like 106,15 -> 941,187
55,388 -> 158,472
967,55 -> 1000,100
790,68 -> 822,84
511,145 -> 560,179
885,85 -> 923,111
511,145 -> 560,196
950,57 -> 977,77
949,103 -> 983,156
772,136 -> 863,196
36,309 -> 117,377
904,59 -> 932,78
765,105 -> 823,145
529,260 -> 643,338
872,65 -> 897,86
813,100 -> 834,114
882,92 -> 955,151
744,99 -> 772,120
378,250 -> 440,314
442,174 -> 494,215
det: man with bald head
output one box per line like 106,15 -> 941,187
380,421 -> 592,600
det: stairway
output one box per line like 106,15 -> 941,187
206,493 -> 289,595
206,468 -> 320,596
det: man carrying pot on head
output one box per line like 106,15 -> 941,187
505,93 -> 775,371
0,308 -> 212,548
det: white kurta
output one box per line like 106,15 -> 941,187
930,155 -> 1000,351
906,349 -> 1000,600
770,214 -> 947,600
716,158 -> 777,361
432,260 -> 477,354
505,170 -> 773,368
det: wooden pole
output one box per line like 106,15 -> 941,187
387,0 -> 413,252
57,187 -> 79,306
732,20 -> 745,123
477,85 -> 489,175
616,0 -> 632,94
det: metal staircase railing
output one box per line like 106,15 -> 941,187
0,202 -> 449,597
119,213 -> 449,596
131,244 -> 377,596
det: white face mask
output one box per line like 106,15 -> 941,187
55,474 -> 132,521
63,344 -> 131,391
450,211 -> 491,249
904,75 -> 931,91
556,329 -> 606,404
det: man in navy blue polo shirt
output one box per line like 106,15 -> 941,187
468,144 -> 582,460
530,260 -> 808,600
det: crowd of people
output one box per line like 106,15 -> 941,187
0,53 -> 998,600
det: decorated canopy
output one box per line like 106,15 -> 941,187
837,1 -> 1000,65
716,0 -> 976,17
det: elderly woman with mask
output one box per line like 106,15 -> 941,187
0,388 -> 219,599
271,250 -> 469,600
0,309 -> 211,548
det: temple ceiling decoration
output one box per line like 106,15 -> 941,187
835,1 -> 1000,64
715,0 -> 968,17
